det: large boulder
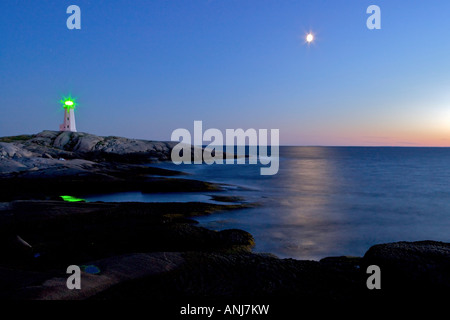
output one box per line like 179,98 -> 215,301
362,241 -> 450,298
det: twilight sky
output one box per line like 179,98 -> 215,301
1,0 -> 450,146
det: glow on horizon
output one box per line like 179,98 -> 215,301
280,120 -> 450,147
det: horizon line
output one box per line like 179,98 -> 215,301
1,131 -> 450,148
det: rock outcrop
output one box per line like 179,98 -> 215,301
0,131 -> 178,174
24,130 -> 177,159
2,198 -> 447,303
362,240 -> 450,295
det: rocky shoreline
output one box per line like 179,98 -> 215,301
0,131 -> 448,304
2,199 -> 447,303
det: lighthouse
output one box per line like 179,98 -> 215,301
59,96 -> 77,132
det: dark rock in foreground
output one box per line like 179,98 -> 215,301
0,200 -> 255,300
91,242 -> 448,303
1,199 -> 447,302
363,241 -> 450,296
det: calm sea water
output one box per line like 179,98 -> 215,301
85,147 -> 450,260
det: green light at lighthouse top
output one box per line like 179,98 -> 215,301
60,95 -> 77,110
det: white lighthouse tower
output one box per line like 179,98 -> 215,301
59,96 -> 77,132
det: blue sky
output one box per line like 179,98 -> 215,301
1,0 -> 450,145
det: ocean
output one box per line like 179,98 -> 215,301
84,147 -> 450,260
